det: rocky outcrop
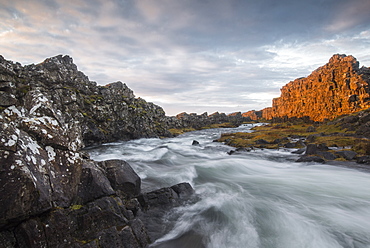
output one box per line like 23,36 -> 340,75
0,55 -> 171,147
262,54 -> 370,121
167,111 -> 250,130
242,110 -> 262,121
329,108 -> 370,138
0,55 -> 194,247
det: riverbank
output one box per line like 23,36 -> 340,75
217,117 -> 370,165
88,126 -> 370,248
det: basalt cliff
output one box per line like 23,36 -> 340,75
261,54 -> 370,122
0,55 -> 195,248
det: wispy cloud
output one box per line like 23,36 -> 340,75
1,0 -> 370,115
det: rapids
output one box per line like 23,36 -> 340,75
88,124 -> 370,248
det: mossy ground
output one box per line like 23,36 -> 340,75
217,122 -> 370,156
168,122 -> 250,136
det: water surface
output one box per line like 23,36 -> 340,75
89,125 -> 370,248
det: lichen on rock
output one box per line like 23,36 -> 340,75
0,54 -> 194,247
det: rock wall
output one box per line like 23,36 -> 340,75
242,110 -> 262,121
167,111 -> 250,129
262,54 -> 370,121
0,55 -> 193,247
0,55 -> 171,147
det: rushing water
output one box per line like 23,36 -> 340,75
88,125 -> 370,248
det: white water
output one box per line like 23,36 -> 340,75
88,125 -> 370,248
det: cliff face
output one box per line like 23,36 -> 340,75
0,55 -> 171,147
242,110 -> 262,121
0,55 -> 193,247
262,54 -> 370,121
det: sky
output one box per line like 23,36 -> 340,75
1,0 -> 370,116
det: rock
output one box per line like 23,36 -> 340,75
137,182 -> 194,211
10,196 -> 149,248
255,139 -> 269,145
137,183 -> 194,242
296,156 -> 325,163
171,182 -> 195,198
357,155 -> 370,164
242,110 -> 262,120
262,54 -> 370,121
284,142 -> 296,148
295,140 -> 306,148
305,143 -> 328,155
335,150 -> 357,160
192,140 -> 200,146
306,134 -> 317,143
227,150 -> 236,155
76,160 -> 115,204
317,151 -> 337,160
0,91 -> 17,106
99,159 -> 141,198
272,138 -> 282,144
291,148 -> 306,154
306,126 -> 316,132
317,143 -> 329,151
236,147 -> 251,152
167,111 -> 250,130
305,144 -> 318,155
0,55 -> 195,247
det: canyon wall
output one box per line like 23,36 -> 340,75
262,54 -> 370,121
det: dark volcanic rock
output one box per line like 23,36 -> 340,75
317,151 -> 337,160
137,183 -> 195,242
167,111 -> 250,131
357,155 -> 370,164
0,55 -> 195,247
99,159 -> 141,198
296,156 -> 326,163
335,150 -> 357,160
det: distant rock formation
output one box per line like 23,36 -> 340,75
242,110 -> 262,121
262,54 -> 370,121
0,55 -> 193,247
167,111 -> 250,129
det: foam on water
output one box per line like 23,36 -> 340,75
88,125 -> 370,248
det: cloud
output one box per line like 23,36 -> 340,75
1,0 -> 370,116
324,0 -> 370,33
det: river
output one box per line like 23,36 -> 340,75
88,124 -> 370,248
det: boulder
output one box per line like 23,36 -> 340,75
357,155 -> 370,164
317,151 -> 337,160
99,159 -> 141,198
255,139 -> 269,145
335,150 -> 357,160
305,143 -> 328,155
137,183 -> 195,242
291,148 -> 306,154
305,144 -> 318,155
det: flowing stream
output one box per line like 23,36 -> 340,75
88,125 -> 370,248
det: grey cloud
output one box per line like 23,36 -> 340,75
1,0 -> 370,116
